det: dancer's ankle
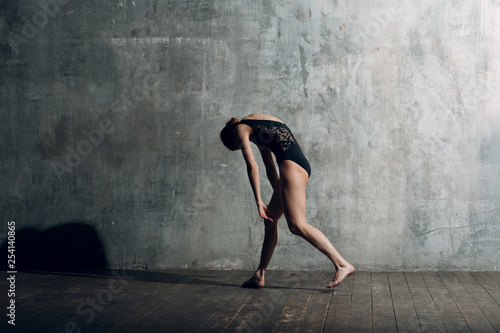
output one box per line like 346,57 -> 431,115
255,268 -> 266,280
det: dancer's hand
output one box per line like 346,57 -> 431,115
257,201 -> 273,222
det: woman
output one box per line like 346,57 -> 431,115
220,113 -> 354,288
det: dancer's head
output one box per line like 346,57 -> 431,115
220,117 -> 240,150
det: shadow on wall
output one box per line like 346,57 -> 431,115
1,222 -> 107,272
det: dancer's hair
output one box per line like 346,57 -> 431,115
220,118 -> 240,150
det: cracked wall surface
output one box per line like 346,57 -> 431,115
1,0 -> 499,270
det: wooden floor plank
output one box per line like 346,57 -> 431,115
405,272 -> 446,333
22,274 -> 107,328
486,271 -> 500,286
421,272 -> 471,333
223,270 -> 307,333
175,270 -> 247,332
196,269 -> 305,332
322,272 -> 355,332
454,272 -> 500,332
371,272 -> 397,333
296,272 -> 335,333
116,284 -> 187,331
169,271 -> 252,332
218,270 -> 285,333
124,270 -> 233,332
195,288 -> 254,332
16,271 -> 61,293
16,270 -> 145,333
388,272 -> 421,333
6,269 -> 500,333
108,269 -> 217,333
271,271 -> 324,333
438,272 -> 496,333
347,271 -> 372,333
472,271 -> 500,305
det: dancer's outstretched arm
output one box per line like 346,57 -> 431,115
239,133 -> 273,221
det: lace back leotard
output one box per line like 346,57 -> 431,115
238,119 -> 311,178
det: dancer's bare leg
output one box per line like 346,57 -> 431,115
279,161 -> 355,288
242,184 -> 284,288
241,219 -> 278,288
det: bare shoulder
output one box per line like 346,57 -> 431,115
235,120 -> 253,138
242,113 -> 284,124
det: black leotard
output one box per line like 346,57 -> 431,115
238,119 -> 311,178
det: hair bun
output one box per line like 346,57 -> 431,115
226,117 -> 239,126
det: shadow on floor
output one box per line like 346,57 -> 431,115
1,221 -> 325,292
24,268 -> 329,292
0,221 -> 107,272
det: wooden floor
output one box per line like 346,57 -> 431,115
2,269 -> 500,332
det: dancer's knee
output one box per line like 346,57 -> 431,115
287,222 -> 305,236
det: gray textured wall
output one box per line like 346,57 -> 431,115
1,0 -> 500,271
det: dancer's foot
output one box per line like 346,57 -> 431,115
241,271 -> 265,288
327,264 -> 355,289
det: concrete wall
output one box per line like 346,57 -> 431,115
1,0 -> 500,271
